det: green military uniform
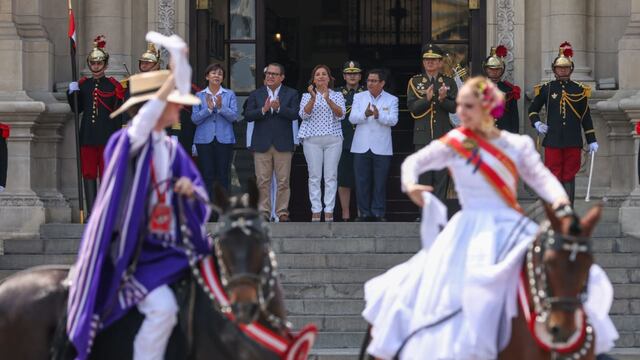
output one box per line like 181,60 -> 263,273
407,44 -> 458,210
336,84 -> 366,188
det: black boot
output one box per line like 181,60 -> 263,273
562,180 -> 575,206
83,179 -> 97,218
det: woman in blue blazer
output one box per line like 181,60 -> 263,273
191,63 -> 239,198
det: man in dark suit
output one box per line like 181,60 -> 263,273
244,63 -> 300,221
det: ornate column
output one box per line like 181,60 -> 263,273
618,0 -> 640,89
83,0 -> 129,77
543,0 -> 594,82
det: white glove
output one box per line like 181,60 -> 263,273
534,121 -> 548,134
589,142 -> 599,153
68,81 -> 80,94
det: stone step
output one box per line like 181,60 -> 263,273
0,254 -> 76,270
277,253 -> 413,269
283,284 -> 364,300
280,269 -> 385,284
290,315 -> 367,332
610,348 -> 640,360
614,332 -> 640,348
37,221 -> 622,241
309,348 -> 359,360
284,299 -> 364,316
313,332 -> 365,349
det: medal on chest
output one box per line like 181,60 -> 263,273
149,160 -> 172,235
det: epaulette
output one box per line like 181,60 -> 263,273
503,81 -> 521,100
107,77 -> 125,100
120,78 -> 129,89
578,82 -> 592,98
78,76 -> 88,86
533,82 -> 548,97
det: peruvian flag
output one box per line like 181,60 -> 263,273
68,0 -> 76,54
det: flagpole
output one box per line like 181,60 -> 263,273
69,0 -> 85,224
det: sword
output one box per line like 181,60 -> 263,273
585,151 -> 595,202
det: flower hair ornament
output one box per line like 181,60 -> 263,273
474,79 -> 506,119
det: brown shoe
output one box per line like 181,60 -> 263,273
278,214 -> 290,222
324,212 -> 334,222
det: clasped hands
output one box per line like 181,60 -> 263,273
364,103 -> 379,119
262,96 -> 280,113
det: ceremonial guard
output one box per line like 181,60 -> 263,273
335,60 -> 365,222
528,42 -> 598,204
68,36 -> 125,216
120,43 -> 162,123
483,45 -> 521,133
407,43 -> 458,212
0,122 -> 8,193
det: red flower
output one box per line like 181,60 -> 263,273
496,45 -> 508,58
635,121 -> 640,135
94,35 -> 106,49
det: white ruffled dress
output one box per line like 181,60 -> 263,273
362,131 -> 618,360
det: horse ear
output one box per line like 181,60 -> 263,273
213,183 -> 230,212
580,203 -> 602,237
247,177 -> 259,210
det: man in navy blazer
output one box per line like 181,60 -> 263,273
244,63 -> 300,221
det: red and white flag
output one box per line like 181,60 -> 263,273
68,0 -> 76,53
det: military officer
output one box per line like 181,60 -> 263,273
68,35 -> 125,216
528,41 -> 598,204
407,43 -> 458,213
335,60 -> 366,221
483,45 -> 521,133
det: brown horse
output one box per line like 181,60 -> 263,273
359,203 -> 607,360
0,181 -> 291,360
498,204 -> 601,360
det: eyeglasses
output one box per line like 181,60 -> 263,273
366,79 -> 382,83
265,72 -> 282,77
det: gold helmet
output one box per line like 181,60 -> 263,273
552,41 -> 574,69
483,45 -> 507,70
87,35 -> 109,64
139,42 -> 160,64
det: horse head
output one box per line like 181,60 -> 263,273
211,179 -> 281,327
530,203 -> 602,343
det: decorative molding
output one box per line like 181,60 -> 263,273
496,0 -> 515,82
158,0 -> 177,59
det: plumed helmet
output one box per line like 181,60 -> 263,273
484,45 -> 507,70
87,35 -> 109,64
552,41 -> 574,69
139,42 -> 161,64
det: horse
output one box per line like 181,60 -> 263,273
358,203 -> 607,360
0,181 -> 310,359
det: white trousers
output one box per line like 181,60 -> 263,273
133,285 -> 179,360
302,135 -> 343,213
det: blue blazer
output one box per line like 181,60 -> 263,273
191,87 -> 239,144
243,85 -> 299,153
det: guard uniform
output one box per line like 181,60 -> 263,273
0,123 -> 8,191
407,43 -> 458,209
483,45 -> 521,133
528,42 -> 597,203
336,60 -> 365,190
121,42 -> 162,124
67,36 -> 124,215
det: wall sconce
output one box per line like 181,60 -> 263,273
469,0 -> 480,10
274,33 -> 282,42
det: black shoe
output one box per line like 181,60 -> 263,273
354,216 -> 368,222
83,179 -> 97,219
375,217 -> 387,222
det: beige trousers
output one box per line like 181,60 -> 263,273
254,146 -> 293,218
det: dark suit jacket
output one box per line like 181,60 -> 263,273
244,85 -> 300,153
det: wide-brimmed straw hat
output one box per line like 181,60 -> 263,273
111,70 -> 200,118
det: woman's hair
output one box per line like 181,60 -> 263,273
309,64 -> 335,89
464,76 -> 506,119
204,63 -> 225,79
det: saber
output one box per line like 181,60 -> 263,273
585,152 -> 595,201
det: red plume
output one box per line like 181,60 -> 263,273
560,41 -> 573,57
94,35 -> 106,49
560,41 -> 572,48
495,45 -> 508,58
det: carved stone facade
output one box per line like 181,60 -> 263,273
0,0 -> 639,237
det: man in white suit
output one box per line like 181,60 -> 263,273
349,69 -> 399,222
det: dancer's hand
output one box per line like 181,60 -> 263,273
406,184 -> 434,207
174,177 -> 194,198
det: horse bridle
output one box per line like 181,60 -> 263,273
526,220 -> 592,319
209,209 -> 290,331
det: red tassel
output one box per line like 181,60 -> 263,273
563,47 -> 573,58
560,41 -> 572,48
635,121 -> 640,135
496,45 -> 508,58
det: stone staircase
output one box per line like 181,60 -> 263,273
1,206 -> 639,359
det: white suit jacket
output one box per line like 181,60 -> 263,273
349,90 -> 399,156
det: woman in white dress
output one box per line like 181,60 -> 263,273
362,77 -> 618,359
